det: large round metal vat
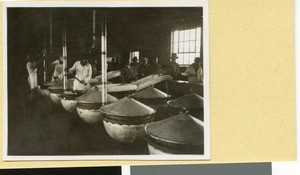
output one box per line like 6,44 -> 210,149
145,110 -> 204,155
167,92 -> 204,121
61,89 -> 82,112
131,86 -> 169,106
76,89 -> 118,125
101,96 -> 155,143
48,79 -> 75,105
49,84 -> 64,104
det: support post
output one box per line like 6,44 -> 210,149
49,9 -> 53,54
63,18 -> 68,91
101,10 -> 107,104
43,37 -> 47,82
93,9 -> 96,34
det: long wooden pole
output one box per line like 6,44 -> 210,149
43,37 -> 47,82
101,10 -> 107,104
200,13 -> 203,61
93,10 -> 96,34
63,18 -> 67,90
49,9 -> 53,54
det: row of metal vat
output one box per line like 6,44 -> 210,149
40,79 -> 205,155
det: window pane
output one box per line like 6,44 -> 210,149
189,53 -> 195,65
184,30 -> 189,41
179,42 -> 184,52
184,53 -> 190,64
134,51 -> 139,59
187,53 -> 191,65
173,42 -> 178,53
186,53 -> 189,65
196,27 -> 201,40
178,53 -> 184,64
179,31 -> 184,41
181,53 -> 185,65
190,29 -> 196,41
174,31 -> 179,42
184,41 -> 190,52
196,52 -> 200,57
196,40 -> 201,52
190,41 -> 195,52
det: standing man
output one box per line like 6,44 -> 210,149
26,54 -> 38,101
67,57 -> 92,91
51,56 -> 64,83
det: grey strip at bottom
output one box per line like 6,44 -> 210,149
131,163 -> 272,175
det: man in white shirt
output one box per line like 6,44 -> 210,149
26,55 -> 38,90
67,57 -> 92,91
51,56 -> 64,83
182,57 -> 203,84
26,54 -> 39,102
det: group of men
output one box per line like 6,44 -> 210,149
168,53 -> 204,84
26,54 -> 92,94
26,52 -> 204,100
115,53 -> 204,84
118,56 -> 163,83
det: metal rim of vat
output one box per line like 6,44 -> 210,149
145,126 -> 204,146
146,135 -> 204,154
76,102 -> 103,110
132,98 -> 168,106
48,88 -> 64,94
167,100 -> 203,109
61,92 -> 81,100
131,94 -> 170,100
102,113 -> 155,125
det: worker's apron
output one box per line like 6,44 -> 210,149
73,78 -> 88,91
28,70 -> 38,90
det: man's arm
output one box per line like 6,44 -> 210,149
68,61 -> 77,74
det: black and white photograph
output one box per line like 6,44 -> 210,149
3,1 -> 209,160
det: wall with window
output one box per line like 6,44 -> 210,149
7,7 -> 203,97
107,8 -> 203,66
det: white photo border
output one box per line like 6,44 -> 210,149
2,0 -> 210,161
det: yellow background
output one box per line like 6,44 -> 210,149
0,0 -> 296,168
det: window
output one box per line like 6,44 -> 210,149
129,51 -> 139,62
171,27 -> 201,66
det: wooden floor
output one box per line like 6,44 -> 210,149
7,91 -> 171,156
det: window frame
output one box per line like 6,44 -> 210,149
171,27 -> 201,67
